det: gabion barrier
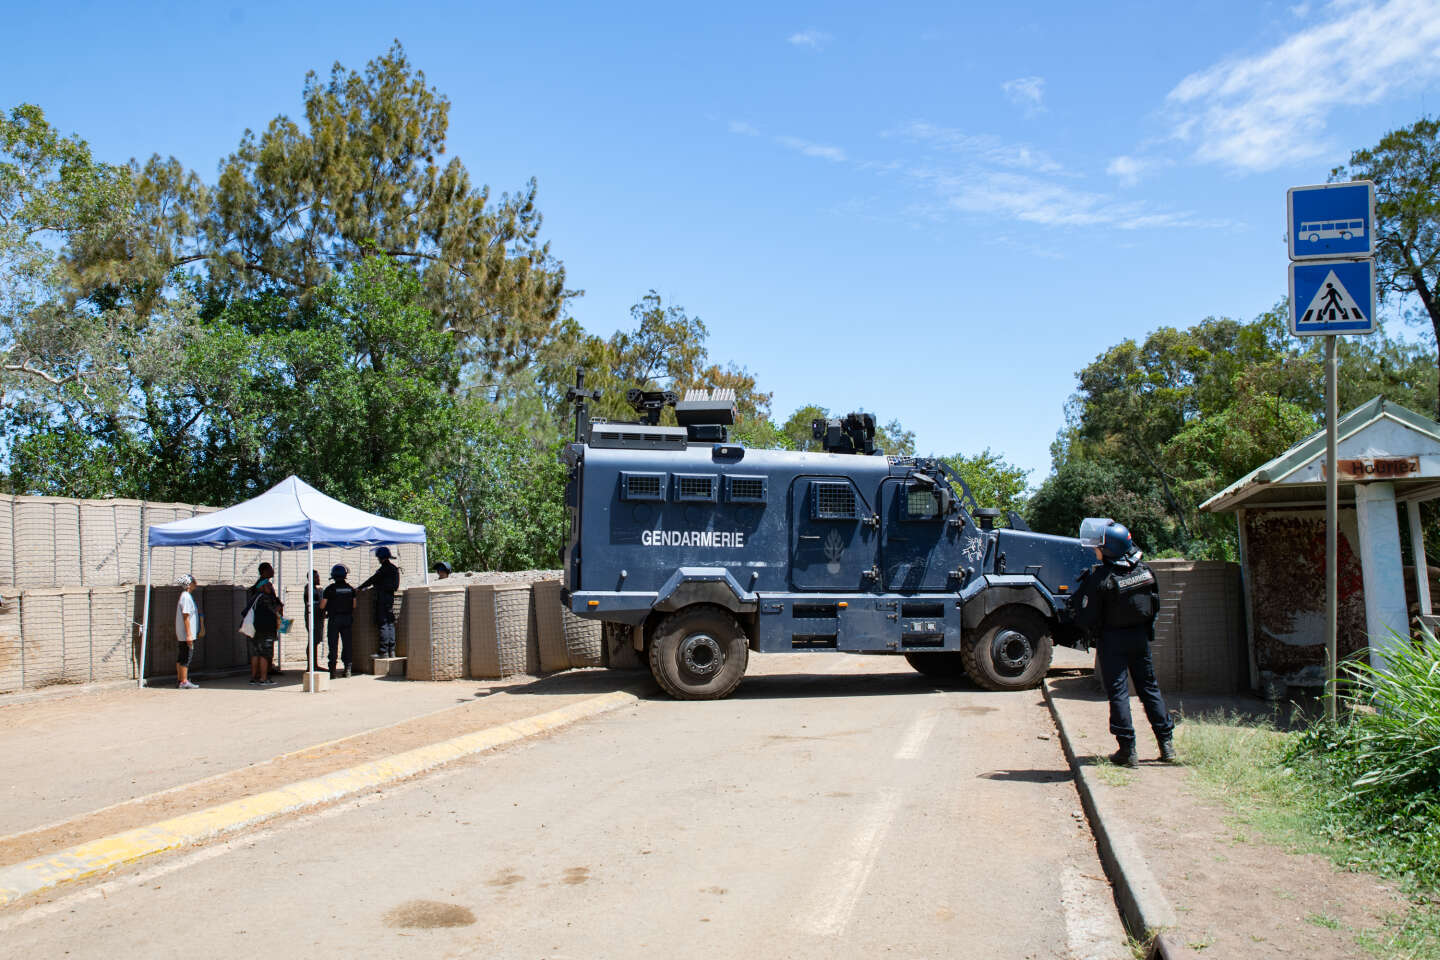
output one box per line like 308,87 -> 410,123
0,570 -> 604,692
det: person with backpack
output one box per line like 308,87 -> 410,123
320,564 -> 357,678
358,546 -> 400,658
247,562 -> 284,686
1075,518 -> 1175,768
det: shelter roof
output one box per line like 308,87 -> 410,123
1201,396 -> 1440,514
146,476 -> 426,550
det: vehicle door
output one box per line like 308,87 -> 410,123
879,475 -> 970,592
789,476 -> 878,591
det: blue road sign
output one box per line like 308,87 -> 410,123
1289,259 -> 1375,336
1288,181 -> 1375,260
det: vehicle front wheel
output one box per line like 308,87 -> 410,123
648,605 -> 749,700
962,607 -> 1053,691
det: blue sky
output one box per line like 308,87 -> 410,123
6,0 -> 1440,482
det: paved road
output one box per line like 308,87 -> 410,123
2,655 -> 1128,959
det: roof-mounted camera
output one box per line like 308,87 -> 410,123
812,412 -> 877,455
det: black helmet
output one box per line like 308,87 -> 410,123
1100,522 -> 1134,560
330,564 -> 349,580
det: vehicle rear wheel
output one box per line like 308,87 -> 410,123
648,605 -> 749,700
962,607 -> 1053,691
903,651 -> 970,684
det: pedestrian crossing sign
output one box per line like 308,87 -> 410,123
1288,259 -> 1375,336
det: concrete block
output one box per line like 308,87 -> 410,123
301,670 -> 330,692
371,656 -> 407,678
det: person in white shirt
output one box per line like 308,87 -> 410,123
175,574 -> 200,689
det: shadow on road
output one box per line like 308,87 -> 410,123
976,768 -> 1073,783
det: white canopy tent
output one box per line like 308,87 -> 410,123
140,476 -> 428,688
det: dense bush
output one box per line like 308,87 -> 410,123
1286,631 -> 1440,889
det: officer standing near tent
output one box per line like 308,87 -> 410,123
358,546 -> 401,658
1074,518 -> 1176,768
320,564 -> 357,678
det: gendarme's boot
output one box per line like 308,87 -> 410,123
1158,737 -> 1177,763
1110,743 -> 1139,768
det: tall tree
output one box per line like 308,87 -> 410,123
98,42 -> 572,378
1333,117 -> 1440,411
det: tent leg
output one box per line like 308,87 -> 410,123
422,542 -> 430,586
274,550 -> 282,670
138,546 -> 153,688
307,539 -> 316,689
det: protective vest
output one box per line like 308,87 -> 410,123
325,583 -> 356,623
1102,562 -> 1159,630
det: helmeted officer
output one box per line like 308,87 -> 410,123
321,564 -> 357,678
1075,518 -> 1176,767
358,546 -> 401,658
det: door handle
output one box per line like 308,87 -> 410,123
799,535 -> 821,541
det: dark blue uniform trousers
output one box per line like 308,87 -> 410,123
1097,626 -> 1173,745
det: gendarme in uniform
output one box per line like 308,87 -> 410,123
359,546 -> 400,658
1075,518 -> 1175,767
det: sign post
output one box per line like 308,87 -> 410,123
1287,180 -> 1376,722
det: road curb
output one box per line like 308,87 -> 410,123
0,688 -> 640,908
1042,678 -> 1195,958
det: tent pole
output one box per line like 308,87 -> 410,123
138,546 -> 154,689
307,538 -> 316,688
422,541 -> 430,586
274,549 -> 282,670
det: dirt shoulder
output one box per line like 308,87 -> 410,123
1047,667 -> 1412,959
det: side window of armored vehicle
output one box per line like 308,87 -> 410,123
620,472 -> 666,502
812,480 -> 859,520
674,474 -> 718,502
726,475 -> 767,503
904,484 -> 942,521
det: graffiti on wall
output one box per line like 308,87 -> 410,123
1244,508 -> 1367,683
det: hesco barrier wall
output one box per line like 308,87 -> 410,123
0,587 -> 139,692
1143,559 -> 1248,695
0,493 -> 429,591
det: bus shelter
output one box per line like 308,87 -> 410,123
1201,397 -> 1440,693
140,476 -> 428,687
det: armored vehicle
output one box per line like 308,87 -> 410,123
560,378 -> 1098,699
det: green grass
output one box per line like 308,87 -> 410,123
1178,695 -> 1440,959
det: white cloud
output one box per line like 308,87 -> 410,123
788,29 -> 833,49
1001,76 -> 1046,111
728,120 -> 760,137
776,135 -> 847,162
908,167 -> 1225,231
887,121 -> 1064,173
1166,0 -> 1440,171
1106,155 -> 1147,186
886,119 -> 1222,231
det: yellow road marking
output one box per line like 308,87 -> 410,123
0,689 -> 639,908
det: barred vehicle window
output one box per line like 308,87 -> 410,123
676,475 -> 716,501
728,476 -> 766,502
906,487 -> 939,520
813,481 -> 858,519
622,473 -> 664,501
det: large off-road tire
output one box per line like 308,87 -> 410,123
648,605 -> 749,700
961,607 -> 1053,691
903,651 -> 971,685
